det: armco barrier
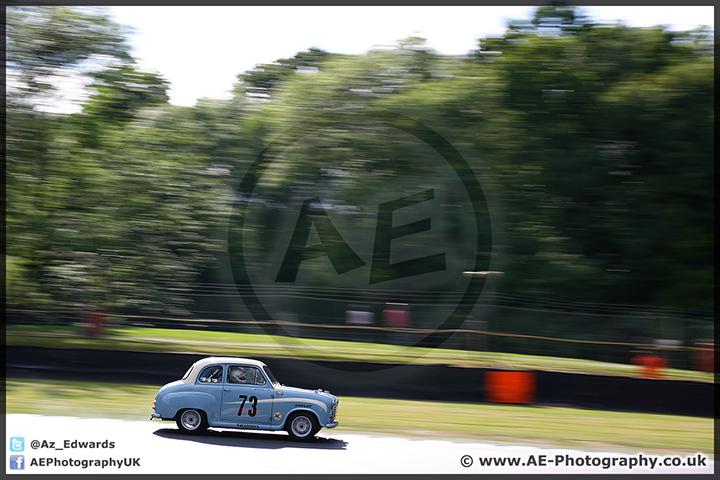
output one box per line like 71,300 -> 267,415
5,346 -> 713,417
534,370 -> 714,417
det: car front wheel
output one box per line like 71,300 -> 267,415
176,409 -> 208,434
286,412 -> 320,441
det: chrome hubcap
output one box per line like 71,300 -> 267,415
291,416 -> 311,437
181,410 -> 201,430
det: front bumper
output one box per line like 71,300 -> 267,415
325,421 -> 339,429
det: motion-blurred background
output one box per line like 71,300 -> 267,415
5,6 -> 714,414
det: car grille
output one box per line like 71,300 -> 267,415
330,399 -> 338,421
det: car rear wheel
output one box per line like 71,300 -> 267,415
286,411 -> 320,441
176,409 -> 208,434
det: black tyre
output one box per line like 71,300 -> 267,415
286,411 -> 320,441
176,409 -> 208,434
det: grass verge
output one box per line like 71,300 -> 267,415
5,378 -> 713,456
6,324 -> 714,383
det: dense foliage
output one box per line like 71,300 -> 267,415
6,7 -> 713,351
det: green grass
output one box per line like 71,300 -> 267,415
6,324 -> 714,383
5,378 -> 713,456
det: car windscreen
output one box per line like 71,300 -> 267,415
263,366 -> 280,387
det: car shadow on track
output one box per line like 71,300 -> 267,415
153,428 -> 348,450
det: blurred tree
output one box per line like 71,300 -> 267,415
531,4 -> 592,35
5,5 -> 713,341
69,104 -> 230,315
597,58 -> 714,311
471,16 -> 713,312
235,47 -> 330,99
83,65 -> 170,121
226,22 -> 714,333
228,41 -> 489,332
6,6 -> 135,313
5,7 -> 226,317
74,65 -> 170,148
6,6 -> 133,103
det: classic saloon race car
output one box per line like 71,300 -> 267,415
151,357 -> 339,441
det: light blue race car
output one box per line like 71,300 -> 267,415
151,356 -> 339,441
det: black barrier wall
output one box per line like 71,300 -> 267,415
5,346 -> 713,417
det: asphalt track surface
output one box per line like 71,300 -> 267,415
5,414 -> 713,475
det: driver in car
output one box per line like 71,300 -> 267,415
229,366 -> 248,384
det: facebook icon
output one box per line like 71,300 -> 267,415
10,455 -> 25,470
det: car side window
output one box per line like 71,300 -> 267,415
227,366 -> 247,384
198,365 -> 223,383
227,366 -> 266,385
252,368 -> 267,386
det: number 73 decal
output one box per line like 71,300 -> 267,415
238,395 -> 258,417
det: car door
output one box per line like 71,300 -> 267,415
193,364 -> 224,421
220,364 -> 274,427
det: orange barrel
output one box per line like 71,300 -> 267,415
485,371 -> 537,404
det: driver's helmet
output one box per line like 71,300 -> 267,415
231,367 -> 247,383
